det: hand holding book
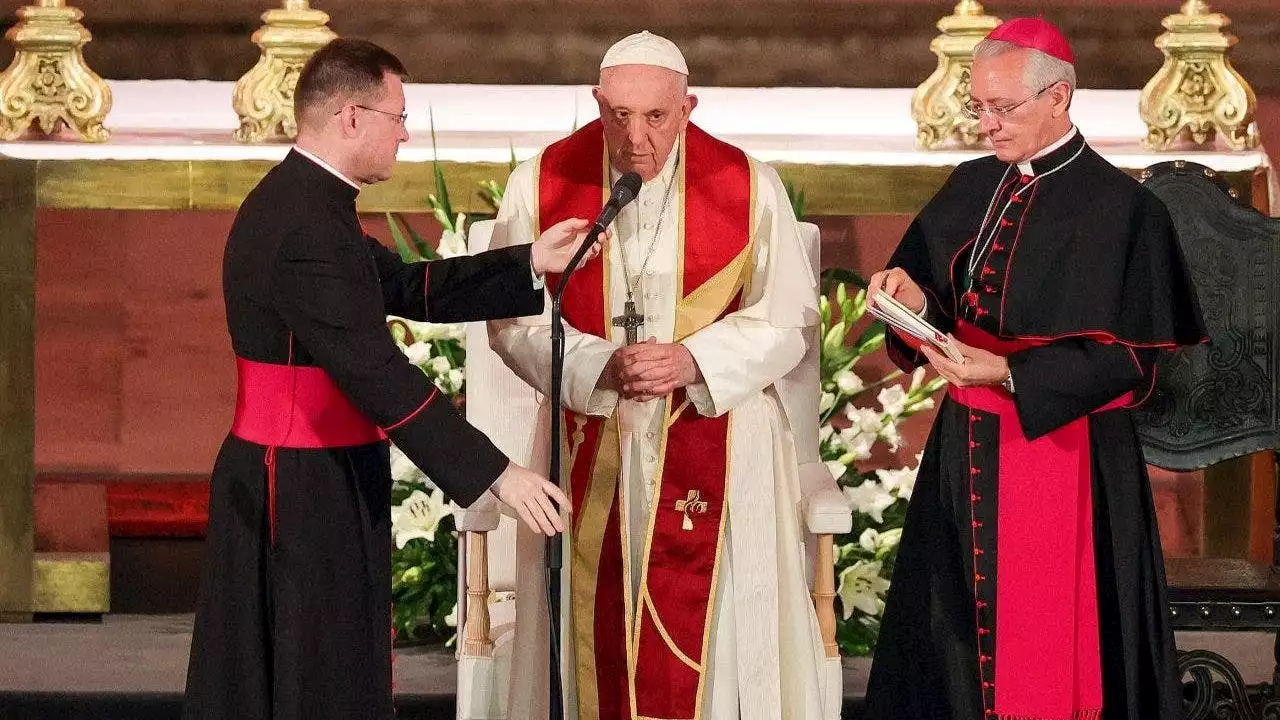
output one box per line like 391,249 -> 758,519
868,289 -> 966,364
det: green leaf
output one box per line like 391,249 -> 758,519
478,180 -> 504,213
428,106 -> 454,231
822,321 -> 847,353
853,322 -> 886,355
387,213 -> 421,262
405,216 -> 440,261
783,178 -> 807,219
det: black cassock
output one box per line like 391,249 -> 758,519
863,132 -> 1204,720
182,151 -> 542,720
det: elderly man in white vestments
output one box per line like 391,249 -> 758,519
488,31 -> 828,720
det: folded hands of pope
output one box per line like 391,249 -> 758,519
866,267 -> 1010,389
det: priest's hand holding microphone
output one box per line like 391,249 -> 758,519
866,267 -> 1010,389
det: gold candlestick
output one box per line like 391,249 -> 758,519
911,0 -> 1001,150
1139,0 -> 1258,151
0,0 -> 111,142
232,0 -> 337,143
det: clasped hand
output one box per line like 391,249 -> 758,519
601,338 -> 701,403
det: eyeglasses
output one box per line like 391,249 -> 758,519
334,104 -> 409,126
961,84 -> 1053,121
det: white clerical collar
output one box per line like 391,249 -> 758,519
1017,126 -> 1078,177
293,146 -> 362,191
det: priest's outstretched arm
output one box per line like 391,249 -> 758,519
274,228 -> 511,507
363,213 -> 601,325
365,235 -> 544,323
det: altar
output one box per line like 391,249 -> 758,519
0,80 -> 1272,618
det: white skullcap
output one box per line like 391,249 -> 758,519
600,31 -> 688,76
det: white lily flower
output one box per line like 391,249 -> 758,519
438,226 -> 468,259
859,528 -> 879,552
389,445 -> 426,486
838,427 -> 878,461
403,341 -> 433,367
875,527 -> 903,551
444,368 -> 465,394
390,488 -> 453,549
819,391 -> 836,414
844,480 -> 896,523
876,465 -> 918,499
819,424 -> 836,444
834,370 -> 865,396
846,406 -> 882,434
444,602 -> 458,628
428,356 -> 452,376
837,560 -> 891,619
878,385 -> 909,418
909,366 -> 928,392
878,421 -> 902,452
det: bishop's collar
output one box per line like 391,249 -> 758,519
1018,127 -> 1084,178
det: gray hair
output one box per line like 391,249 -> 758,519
974,38 -> 1076,93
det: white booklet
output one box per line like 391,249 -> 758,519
868,290 -> 966,364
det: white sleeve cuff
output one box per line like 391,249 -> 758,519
685,382 -> 717,417
586,388 -> 619,417
529,259 -> 545,290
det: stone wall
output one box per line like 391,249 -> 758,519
1,0 -> 1276,92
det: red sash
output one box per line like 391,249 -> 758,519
948,320 -> 1117,720
231,358 -> 386,448
539,120 -> 754,720
231,357 -> 386,545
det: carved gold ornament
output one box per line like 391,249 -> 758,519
0,0 -> 111,142
232,1 -> 337,143
1139,0 -> 1258,151
911,1 -> 1001,150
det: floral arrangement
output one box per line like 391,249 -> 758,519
818,275 -> 946,656
384,164 -> 946,654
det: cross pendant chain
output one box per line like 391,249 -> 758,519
612,300 -> 644,346
613,152 -> 680,347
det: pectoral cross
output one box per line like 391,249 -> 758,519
674,489 -> 709,531
612,300 -> 644,346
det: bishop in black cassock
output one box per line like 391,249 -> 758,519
182,148 -> 554,719
863,18 -> 1203,720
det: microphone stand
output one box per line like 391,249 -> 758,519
546,222 -> 605,720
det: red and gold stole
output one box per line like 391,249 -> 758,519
538,120 -> 755,720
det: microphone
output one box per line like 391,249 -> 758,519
555,171 -> 642,297
593,171 -> 642,231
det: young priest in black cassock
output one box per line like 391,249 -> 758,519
182,40 -> 597,720
863,19 -> 1204,720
